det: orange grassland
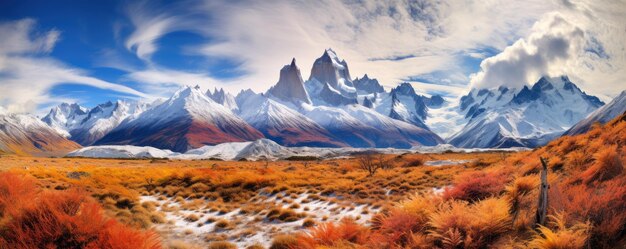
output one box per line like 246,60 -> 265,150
0,113 -> 624,248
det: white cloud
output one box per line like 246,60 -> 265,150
0,19 -> 147,113
0,18 -> 60,55
121,0 -> 557,95
470,1 -> 626,97
126,67 -> 226,96
470,13 -> 586,89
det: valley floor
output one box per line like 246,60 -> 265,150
0,152 -> 499,248
1,115 -> 624,248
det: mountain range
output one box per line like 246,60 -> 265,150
0,49 -> 621,155
450,76 -> 604,148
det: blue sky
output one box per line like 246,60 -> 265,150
0,0 -> 624,114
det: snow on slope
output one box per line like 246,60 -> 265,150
207,88 -> 239,112
42,100 -> 151,145
341,104 -> 443,146
450,76 -> 604,148
0,113 -> 80,156
96,86 -> 263,152
425,96 -> 467,139
300,103 -> 443,148
183,141 -> 252,160
234,139 -> 294,160
238,93 -> 346,147
41,103 -> 89,137
69,139 -> 527,160
305,49 -> 358,106
67,145 -> 178,158
565,90 -> 626,136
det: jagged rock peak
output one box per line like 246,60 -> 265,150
354,74 -> 384,93
206,87 -> 239,112
309,48 -> 354,89
267,58 -> 311,105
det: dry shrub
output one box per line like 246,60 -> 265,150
0,172 -> 38,215
405,232 -> 431,249
0,172 -> 160,249
167,240 -> 199,249
404,156 -> 425,167
551,178 -> 626,247
208,241 -> 237,249
507,175 -> 539,198
370,193 -> 441,246
150,211 -> 167,224
443,170 -> 509,201
296,219 -> 369,248
214,219 -> 232,230
506,175 -> 540,230
529,212 -> 591,249
267,207 -> 302,222
246,244 -> 265,249
270,234 -> 299,249
373,210 -> 426,245
547,156 -> 564,171
429,197 -> 511,248
565,151 -> 587,171
302,218 -> 316,227
185,214 -> 200,222
581,145 -> 623,184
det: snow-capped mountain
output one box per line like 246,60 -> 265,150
353,74 -> 384,94
449,76 -> 604,148
375,83 -> 428,129
305,49 -> 358,106
95,86 -> 263,152
266,58 -> 312,105
41,103 -> 89,137
235,89 -> 257,107
565,90 -> 626,136
207,87 -> 239,112
369,83 -> 444,130
0,113 -> 80,156
238,93 -> 346,147
42,100 -> 151,145
300,103 -> 443,148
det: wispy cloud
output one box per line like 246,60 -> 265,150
0,19 -> 147,113
120,0 -> 559,95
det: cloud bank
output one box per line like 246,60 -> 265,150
470,1 -> 626,97
470,13 -> 585,89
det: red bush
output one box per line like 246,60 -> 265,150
550,177 -> 626,247
371,210 -> 426,246
295,219 -> 369,248
580,145 -> 623,184
443,170 -> 509,202
0,172 -> 160,249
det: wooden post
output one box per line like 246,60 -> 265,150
535,157 -> 549,228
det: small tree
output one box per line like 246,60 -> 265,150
377,154 -> 392,170
358,154 -> 391,176
358,154 -> 377,176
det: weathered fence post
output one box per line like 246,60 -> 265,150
535,157 -> 549,228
